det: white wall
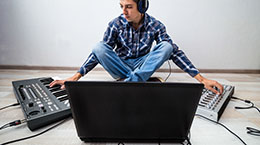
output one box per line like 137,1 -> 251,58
0,0 -> 260,70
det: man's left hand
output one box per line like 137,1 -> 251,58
194,74 -> 223,95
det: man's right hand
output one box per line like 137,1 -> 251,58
49,79 -> 67,89
49,73 -> 82,89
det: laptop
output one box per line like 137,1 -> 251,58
65,81 -> 203,143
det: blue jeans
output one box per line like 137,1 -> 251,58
92,41 -> 173,82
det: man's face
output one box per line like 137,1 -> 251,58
120,0 -> 141,22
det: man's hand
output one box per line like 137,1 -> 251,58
49,73 -> 82,89
194,73 -> 223,95
49,79 -> 66,89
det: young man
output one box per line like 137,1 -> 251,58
50,0 -> 223,94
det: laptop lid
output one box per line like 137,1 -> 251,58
65,81 -> 203,143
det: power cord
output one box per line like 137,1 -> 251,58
231,96 -> 260,113
0,118 -> 70,145
164,60 -> 172,82
246,127 -> 260,136
0,103 -> 20,111
0,119 -> 26,130
187,131 -> 192,145
231,96 -> 260,137
195,114 -> 247,145
181,132 -> 192,145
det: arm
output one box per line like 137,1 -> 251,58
172,47 -> 223,94
155,22 -> 200,77
172,51 -> 223,94
49,52 -> 99,89
78,53 -> 98,76
155,22 -> 223,94
194,73 -> 223,94
103,20 -> 118,49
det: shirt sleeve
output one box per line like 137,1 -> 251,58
156,22 -> 200,77
77,53 -> 98,76
155,22 -> 177,50
102,20 -> 118,49
170,50 -> 200,77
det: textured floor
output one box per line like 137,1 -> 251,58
0,69 -> 259,145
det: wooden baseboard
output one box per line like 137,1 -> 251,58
0,65 -> 80,70
157,68 -> 260,74
0,65 -> 259,74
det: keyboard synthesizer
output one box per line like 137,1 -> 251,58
12,77 -> 71,131
12,77 -> 234,130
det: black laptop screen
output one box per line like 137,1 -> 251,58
65,81 -> 203,143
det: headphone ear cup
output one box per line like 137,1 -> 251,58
138,0 -> 149,13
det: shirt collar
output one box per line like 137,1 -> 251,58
120,13 -> 149,30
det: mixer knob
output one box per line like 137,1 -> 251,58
28,102 -> 34,107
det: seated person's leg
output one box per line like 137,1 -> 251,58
125,41 -> 173,82
92,42 -> 131,80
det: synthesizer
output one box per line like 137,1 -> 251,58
12,77 -> 71,131
196,85 -> 235,121
12,77 -> 234,130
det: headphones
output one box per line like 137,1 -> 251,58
137,0 -> 149,13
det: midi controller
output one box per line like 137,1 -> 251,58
12,77 -> 71,131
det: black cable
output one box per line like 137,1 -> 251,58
231,96 -> 260,137
246,127 -> 260,136
231,96 -> 260,113
186,138 -> 192,145
0,119 -> 26,130
0,124 -> 10,130
182,133 -> 192,145
165,60 -> 172,82
0,118 -> 69,145
231,96 -> 244,102
0,103 -> 20,111
187,131 -> 191,145
195,114 -> 247,145
181,138 -> 192,145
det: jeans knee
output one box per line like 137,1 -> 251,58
160,41 -> 174,54
153,41 -> 174,58
92,42 -> 109,58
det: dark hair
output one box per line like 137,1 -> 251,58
133,0 -> 139,4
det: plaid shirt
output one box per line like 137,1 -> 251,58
78,13 -> 199,77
